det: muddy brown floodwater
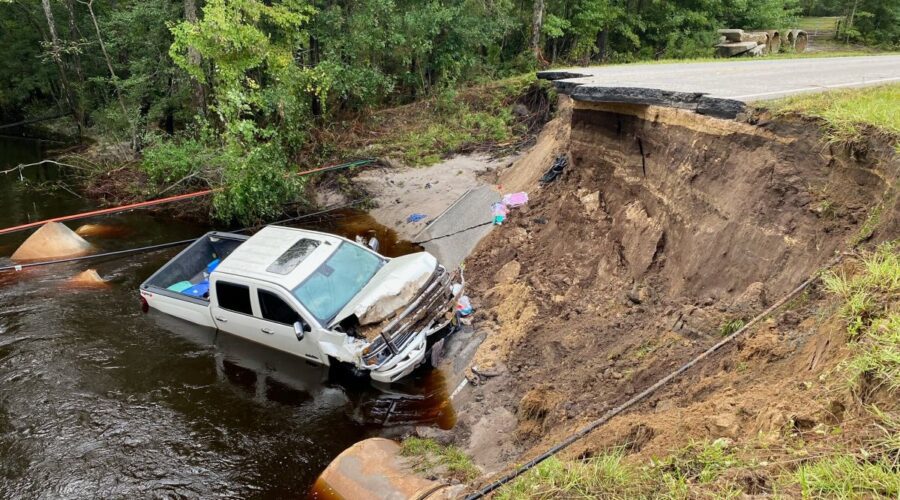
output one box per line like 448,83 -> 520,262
0,137 -> 452,498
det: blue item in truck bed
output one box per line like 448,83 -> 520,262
182,281 -> 210,298
206,258 -> 221,274
167,281 -> 193,293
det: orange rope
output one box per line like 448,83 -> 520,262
0,189 -> 217,236
0,159 -> 373,236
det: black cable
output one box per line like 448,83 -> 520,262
0,199 -> 368,274
412,221 -> 493,244
0,239 -> 196,273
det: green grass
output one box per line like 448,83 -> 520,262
763,83 -> 900,145
496,412 -> 898,499
496,441 -> 750,499
822,242 -> 900,394
718,318 -> 746,337
494,453 -> 640,499
796,16 -> 842,33
793,455 -> 900,498
852,204 -> 885,246
400,437 -> 480,482
365,74 -> 550,166
656,439 -> 745,485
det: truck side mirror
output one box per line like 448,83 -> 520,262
293,321 -> 306,341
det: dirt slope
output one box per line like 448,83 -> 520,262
450,100 -> 899,476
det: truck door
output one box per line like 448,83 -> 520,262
256,288 -> 324,363
210,280 -> 261,341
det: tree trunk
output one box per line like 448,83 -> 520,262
183,0 -> 207,117
596,29 -> 608,62
62,0 -> 85,85
40,0 -> 83,134
80,0 -> 136,149
531,0 -> 544,61
846,0 -> 859,44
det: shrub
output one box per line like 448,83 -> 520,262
141,135 -> 213,184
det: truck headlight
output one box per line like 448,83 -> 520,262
363,344 -> 391,367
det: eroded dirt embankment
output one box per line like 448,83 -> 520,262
450,99 -> 898,474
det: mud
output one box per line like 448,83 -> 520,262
451,101 -> 898,473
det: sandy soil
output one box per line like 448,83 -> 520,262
353,154 -> 515,240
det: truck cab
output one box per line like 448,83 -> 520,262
140,226 -> 462,383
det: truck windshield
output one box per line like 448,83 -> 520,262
292,242 -> 383,323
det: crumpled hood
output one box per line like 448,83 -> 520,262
329,252 -> 438,327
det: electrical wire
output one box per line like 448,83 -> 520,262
411,221 -> 493,244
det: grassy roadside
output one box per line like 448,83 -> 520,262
763,83 -> 900,148
485,243 -> 899,499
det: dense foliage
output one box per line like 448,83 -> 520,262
0,0 -> 893,221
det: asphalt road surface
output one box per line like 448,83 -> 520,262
539,54 -> 900,102
427,55 -> 899,266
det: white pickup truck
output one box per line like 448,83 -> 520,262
139,226 -> 462,383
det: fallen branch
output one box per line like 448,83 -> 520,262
0,159 -> 92,176
155,172 -> 203,196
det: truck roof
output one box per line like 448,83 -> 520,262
214,226 -> 346,289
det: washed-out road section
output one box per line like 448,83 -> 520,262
539,54 -> 900,118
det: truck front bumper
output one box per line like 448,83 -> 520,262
369,331 -> 427,383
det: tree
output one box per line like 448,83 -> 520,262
182,0 -> 206,116
77,0 -> 136,148
532,0 -> 545,62
168,0 -> 318,222
39,0 -> 83,132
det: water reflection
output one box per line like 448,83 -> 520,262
149,312 -> 455,431
294,208 -> 423,258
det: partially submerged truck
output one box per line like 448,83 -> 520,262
139,226 -> 462,383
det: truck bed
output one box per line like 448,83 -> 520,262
142,231 -> 247,303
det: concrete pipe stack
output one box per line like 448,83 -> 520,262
715,28 -> 806,57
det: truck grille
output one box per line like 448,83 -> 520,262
361,266 -> 457,366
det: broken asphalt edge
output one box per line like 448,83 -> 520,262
537,69 -> 746,120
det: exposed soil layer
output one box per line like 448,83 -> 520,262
451,101 -> 899,475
